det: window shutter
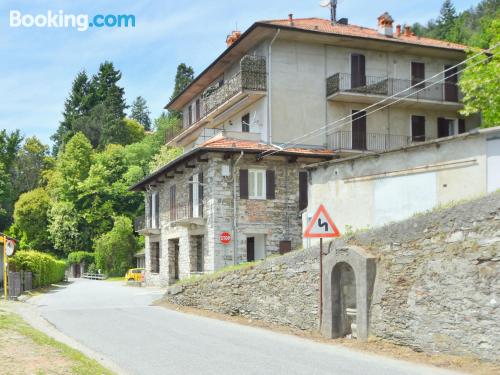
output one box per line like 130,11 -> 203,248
188,176 -> 193,218
170,185 -> 176,221
198,172 -> 204,216
146,194 -> 152,227
240,169 -> 248,199
299,171 -> 308,210
266,170 -> 275,200
154,192 -> 160,228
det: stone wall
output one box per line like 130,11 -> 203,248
165,192 -> 500,362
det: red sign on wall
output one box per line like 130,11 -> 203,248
220,232 -> 232,244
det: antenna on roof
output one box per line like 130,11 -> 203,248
320,0 -> 338,24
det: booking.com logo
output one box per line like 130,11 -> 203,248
9,10 -> 136,32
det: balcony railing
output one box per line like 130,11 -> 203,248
327,131 -> 431,152
165,120 -> 184,144
134,215 -> 159,233
168,200 -> 206,223
326,73 -> 460,103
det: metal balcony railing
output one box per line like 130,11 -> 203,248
181,55 -> 267,132
134,214 -> 159,232
326,73 -> 461,103
165,120 -> 183,144
327,131 -> 431,152
168,200 -> 206,222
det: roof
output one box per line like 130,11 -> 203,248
167,16 -> 469,110
260,17 -> 468,51
129,135 -> 335,191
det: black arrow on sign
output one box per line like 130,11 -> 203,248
318,218 -> 329,232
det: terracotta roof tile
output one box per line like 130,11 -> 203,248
261,17 -> 468,51
200,134 -> 335,156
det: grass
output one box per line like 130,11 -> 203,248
0,310 -> 114,375
176,260 -> 262,286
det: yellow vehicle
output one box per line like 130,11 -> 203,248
125,268 -> 144,282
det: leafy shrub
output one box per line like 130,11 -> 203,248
10,250 -> 66,287
67,251 -> 95,265
87,263 -> 97,274
94,216 -> 137,276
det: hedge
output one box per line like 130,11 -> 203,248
10,250 -> 66,288
67,251 -> 95,265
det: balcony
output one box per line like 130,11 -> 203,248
134,215 -> 160,235
327,131 -> 430,153
168,55 -> 267,146
167,200 -> 206,227
165,120 -> 183,144
326,73 -> 462,110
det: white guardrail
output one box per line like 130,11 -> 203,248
82,273 -> 107,280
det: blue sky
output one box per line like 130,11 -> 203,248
0,0 -> 479,145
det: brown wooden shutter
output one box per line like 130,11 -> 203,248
170,185 -> 176,221
239,169 -> 248,199
188,176 -> 193,218
458,119 -> 466,134
198,172 -> 204,216
188,105 -> 193,125
351,54 -> 366,87
411,115 -> 426,142
154,192 -> 160,227
299,171 -> 308,211
146,194 -> 152,227
411,62 -> 425,87
195,99 -> 201,122
266,170 -> 275,200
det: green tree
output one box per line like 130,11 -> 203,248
169,63 -> 194,117
48,201 -> 86,254
459,19 -> 500,127
149,145 -> 182,172
51,71 -> 92,154
435,0 -> 458,40
0,130 -> 23,229
130,96 -> 152,131
52,132 -> 93,201
12,188 -> 52,251
12,137 -> 50,194
94,216 -> 137,276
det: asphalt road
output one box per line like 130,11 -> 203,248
33,279 -> 462,375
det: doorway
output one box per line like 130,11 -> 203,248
331,262 -> 357,337
246,237 -> 255,262
444,65 -> 458,102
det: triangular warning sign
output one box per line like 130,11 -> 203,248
304,204 -> 341,238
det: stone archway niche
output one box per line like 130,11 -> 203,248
321,244 -> 376,341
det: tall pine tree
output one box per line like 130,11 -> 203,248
169,63 -> 194,117
130,96 -> 152,131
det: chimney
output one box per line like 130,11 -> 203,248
226,30 -> 241,47
377,12 -> 394,37
288,13 -> 294,26
404,25 -> 411,37
395,24 -> 401,37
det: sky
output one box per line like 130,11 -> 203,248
0,0 -> 480,145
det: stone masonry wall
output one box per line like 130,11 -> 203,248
166,192 -> 500,362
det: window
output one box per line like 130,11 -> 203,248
148,192 -> 159,228
438,118 -> 461,138
188,104 -> 193,125
150,242 -> 160,273
189,172 -> 204,218
411,115 -> 426,142
242,113 -> 250,133
195,236 -> 204,272
411,62 -> 425,88
249,169 -> 266,199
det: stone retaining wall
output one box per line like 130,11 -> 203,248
165,192 -> 500,362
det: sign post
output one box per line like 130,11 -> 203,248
1,234 -> 17,300
303,204 -> 340,326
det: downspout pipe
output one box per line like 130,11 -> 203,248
267,29 -> 280,144
232,151 -> 244,265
